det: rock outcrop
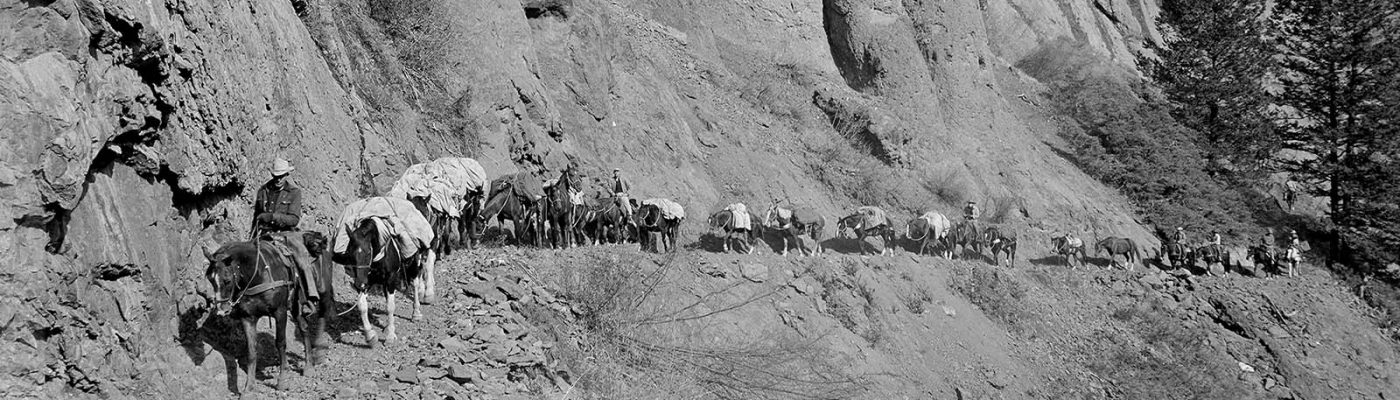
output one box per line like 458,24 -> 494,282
1,0 -> 1163,396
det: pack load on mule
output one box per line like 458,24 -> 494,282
907,211 -> 951,257
638,198 -> 685,253
856,206 -> 888,230
643,198 -> 686,220
333,196 -> 435,259
495,172 -> 547,202
725,203 -> 752,230
389,157 -> 488,217
766,203 -> 826,256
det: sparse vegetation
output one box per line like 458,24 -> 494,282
543,252 -> 864,399
947,264 -> 1033,334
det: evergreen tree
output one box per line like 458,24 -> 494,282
1272,0 -> 1400,266
1145,0 -> 1276,171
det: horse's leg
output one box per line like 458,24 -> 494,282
411,273 -> 425,322
422,250 -> 436,305
241,317 -> 258,394
384,291 -> 398,343
275,308 -> 289,390
357,291 -> 376,348
412,273 -> 424,321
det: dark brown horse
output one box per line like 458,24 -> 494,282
983,227 -> 1018,267
204,233 -> 334,393
588,198 -> 635,245
949,221 -> 981,259
637,202 -> 683,253
479,179 -> 539,246
1162,242 -> 1189,269
542,168 -> 582,249
334,218 -> 424,348
1095,237 -> 1141,270
837,212 -> 895,256
708,208 -> 761,254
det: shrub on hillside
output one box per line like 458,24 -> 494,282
1050,78 -> 1261,239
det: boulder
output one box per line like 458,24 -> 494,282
464,283 -> 508,304
438,337 -> 469,353
448,364 -> 480,383
741,263 -> 770,282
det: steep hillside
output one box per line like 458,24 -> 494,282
5,0 -> 1395,398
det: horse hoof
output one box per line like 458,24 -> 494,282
412,312 -> 424,322
276,379 -> 289,391
364,332 -> 378,349
384,333 -> 399,343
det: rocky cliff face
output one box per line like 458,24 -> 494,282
1,0 -> 1163,395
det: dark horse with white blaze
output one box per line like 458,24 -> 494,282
204,232 -> 334,393
708,208 -> 762,254
1095,237 -> 1141,270
333,218 -> 425,347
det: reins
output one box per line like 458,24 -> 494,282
216,239 -> 293,312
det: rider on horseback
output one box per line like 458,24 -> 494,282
963,201 -> 980,230
251,158 -> 319,313
1172,226 -> 1186,244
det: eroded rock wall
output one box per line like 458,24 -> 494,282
0,0 -> 1162,396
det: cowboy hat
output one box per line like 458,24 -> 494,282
270,158 -> 295,176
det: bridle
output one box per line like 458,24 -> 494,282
211,241 -> 290,314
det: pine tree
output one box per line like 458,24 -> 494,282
1272,0 -> 1400,266
1145,0 -> 1276,171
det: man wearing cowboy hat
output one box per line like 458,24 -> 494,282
1172,226 -> 1187,245
252,157 -> 319,310
963,200 -> 981,230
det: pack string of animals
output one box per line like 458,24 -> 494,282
203,156 -> 1307,392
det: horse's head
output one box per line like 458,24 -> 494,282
204,244 -> 249,316
345,218 -> 382,266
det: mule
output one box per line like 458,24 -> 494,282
983,227 -> 1018,267
406,197 -> 454,304
1095,237 -> 1141,270
765,205 -> 825,256
542,168 -> 582,249
948,221 -> 981,260
708,208 -> 761,254
837,212 -> 895,256
589,199 -> 634,245
204,233 -> 333,393
479,180 -> 538,246
637,203 -> 683,253
905,213 -> 951,258
334,218 -> 425,348
1050,234 -> 1086,268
